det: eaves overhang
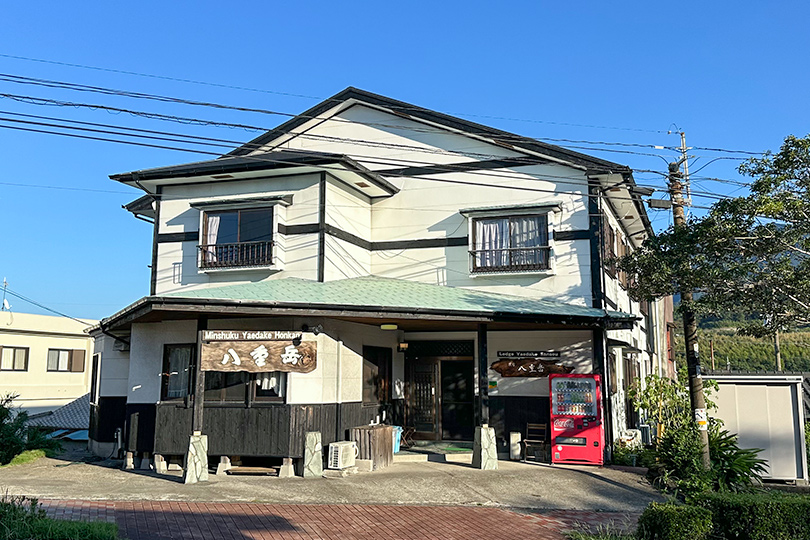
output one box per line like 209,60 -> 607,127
110,150 -> 399,198
93,296 -> 637,334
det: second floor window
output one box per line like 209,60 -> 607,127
0,346 -> 28,371
471,214 -> 550,273
201,207 -> 274,269
47,349 -> 85,372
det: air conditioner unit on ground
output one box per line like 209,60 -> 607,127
328,441 -> 357,469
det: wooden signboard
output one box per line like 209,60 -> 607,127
490,357 -> 573,377
200,330 -> 316,373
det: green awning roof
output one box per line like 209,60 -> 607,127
166,275 -> 635,321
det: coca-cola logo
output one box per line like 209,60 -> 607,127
554,418 -> 575,430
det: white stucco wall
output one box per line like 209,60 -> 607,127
128,320 -> 197,404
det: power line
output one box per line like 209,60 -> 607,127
0,116 -> 733,208
0,53 -> 671,135
2,287 -> 95,326
0,73 -> 684,159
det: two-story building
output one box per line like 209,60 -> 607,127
0,311 -> 96,416
88,87 -> 670,468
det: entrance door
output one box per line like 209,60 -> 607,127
440,360 -> 475,440
410,359 -> 439,440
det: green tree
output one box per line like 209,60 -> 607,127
620,134 -> 810,345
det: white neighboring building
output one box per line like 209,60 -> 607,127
89,87 -> 671,463
0,311 -> 96,416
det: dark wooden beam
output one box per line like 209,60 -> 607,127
192,316 -> 208,433
477,323 -> 489,425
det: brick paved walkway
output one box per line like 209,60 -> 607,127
39,500 -> 639,540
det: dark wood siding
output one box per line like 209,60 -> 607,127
89,397 -> 127,443
489,396 -> 549,441
153,401 -> 404,458
126,404 -> 157,453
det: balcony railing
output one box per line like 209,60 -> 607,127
470,246 -> 551,273
198,240 -> 274,269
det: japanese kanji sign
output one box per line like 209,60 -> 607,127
489,357 -> 573,377
199,330 -> 316,373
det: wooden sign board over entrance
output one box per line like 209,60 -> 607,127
490,357 -> 573,377
199,330 -> 317,373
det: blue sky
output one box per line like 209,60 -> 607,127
1,1 -> 808,320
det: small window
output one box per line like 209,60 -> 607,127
363,346 -> 392,405
161,344 -> 194,400
0,347 -> 28,371
200,207 -> 274,269
47,349 -> 84,372
204,371 -> 249,403
252,372 -> 287,401
470,214 -> 550,273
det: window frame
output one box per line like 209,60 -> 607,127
468,212 -> 553,275
0,346 -> 29,372
46,349 -> 74,372
199,206 -> 276,271
362,346 -> 393,406
161,343 -> 196,401
90,353 -> 101,405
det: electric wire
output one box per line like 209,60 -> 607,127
2,287 -> 95,326
0,119 -> 726,209
0,53 -> 671,135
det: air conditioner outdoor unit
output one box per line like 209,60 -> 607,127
328,441 -> 357,469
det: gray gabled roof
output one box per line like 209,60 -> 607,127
28,394 -> 89,431
228,87 -> 632,174
110,149 -> 398,195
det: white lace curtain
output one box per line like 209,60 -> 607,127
474,215 -> 548,267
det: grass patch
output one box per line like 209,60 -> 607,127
0,450 -> 46,468
0,495 -> 118,540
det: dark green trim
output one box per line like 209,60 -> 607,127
317,172 -> 326,283
376,157 -> 550,177
324,224 -> 371,250
587,179 -> 604,310
278,223 -> 319,235
371,236 -> 468,250
553,229 -> 590,241
157,231 -> 198,243
603,295 -> 618,310
150,186 -> 161,296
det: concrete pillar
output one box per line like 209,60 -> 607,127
154,454 -> 167,474
303,432 -> 323,478
183,432 -> 209,484
278,457 -> 296,478
472,424 -> 498,470
123,451 -> 135,470
509,432 -> 522,460
139,452 -> 152,470
216,456 -> 232,475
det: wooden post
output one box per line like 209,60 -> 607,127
710,339 -> 715,370
477,324 -> 489,425
192,316 -> 208,433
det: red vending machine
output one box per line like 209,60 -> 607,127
549,373 -> 605,466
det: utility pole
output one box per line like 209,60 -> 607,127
668,138 -> 711,469
774,330 -> 782,371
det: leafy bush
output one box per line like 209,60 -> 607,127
0,494 -> 117,540
636,502 -> 712,540
0,394 -> 60,466
709,430 -> 766,492
697,491 -> 810,540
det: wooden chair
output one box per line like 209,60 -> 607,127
522,423 -> 549,462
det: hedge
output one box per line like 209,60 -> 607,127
636,502 -> 712,540
697,491 -> 810,540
